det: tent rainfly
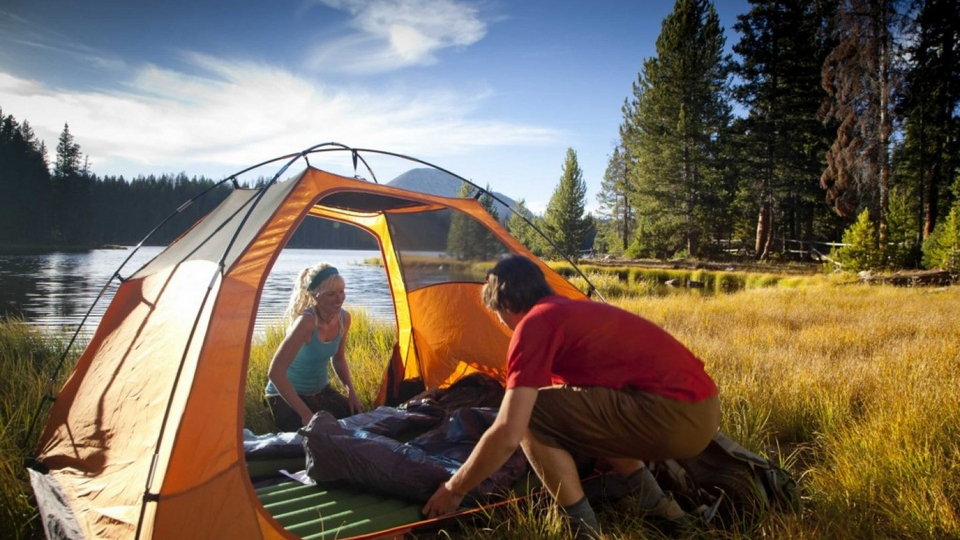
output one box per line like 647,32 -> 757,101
27,145 -> 594,540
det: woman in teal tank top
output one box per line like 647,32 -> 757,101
264,263 -> 363,431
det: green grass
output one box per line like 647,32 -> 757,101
554,262 -> 854,300
0,319 -> 73,540
3,283 -> 960,539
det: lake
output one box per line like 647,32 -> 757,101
0,247 -> 395,340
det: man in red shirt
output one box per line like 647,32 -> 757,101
423,255 -> 721,538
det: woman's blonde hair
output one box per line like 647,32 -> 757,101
284,262 -> 346,322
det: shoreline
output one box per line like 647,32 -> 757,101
0,243 -> 131,255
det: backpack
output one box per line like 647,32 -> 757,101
650,431 -> 800,527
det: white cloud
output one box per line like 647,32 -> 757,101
306,0 -> 486,73
0,54 -> 558,180
0,10 -> 127,74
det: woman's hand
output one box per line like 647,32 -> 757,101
331,312 -> 362,415
346,388 -> 363,415
422,480 -> 466,519
299,410 -> 315,427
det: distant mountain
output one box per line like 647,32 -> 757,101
387,168 -> 517,222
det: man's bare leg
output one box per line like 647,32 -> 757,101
521,432 -> 600,539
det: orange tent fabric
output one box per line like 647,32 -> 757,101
31,166 -> 586,539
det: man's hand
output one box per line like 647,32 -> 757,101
421,388 -> 537,519
422,480 -> 466,519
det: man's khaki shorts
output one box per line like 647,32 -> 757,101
527,385 -> 721,462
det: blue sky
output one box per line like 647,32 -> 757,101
0,0 -> 750,213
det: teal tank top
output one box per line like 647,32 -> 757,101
265,308 -> 345,396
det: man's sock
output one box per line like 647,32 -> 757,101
561,496 -> 602,540
626,467 -> 690,524
626,466 -> 666,510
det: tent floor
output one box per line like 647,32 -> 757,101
255,479 -> 426,540
249,458 -> 549,540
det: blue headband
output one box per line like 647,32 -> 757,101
309,266 -> 339,291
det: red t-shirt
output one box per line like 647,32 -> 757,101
505,296 -> 717,402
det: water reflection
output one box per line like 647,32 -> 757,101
258,249 -> 395,333
0,247 -> 395,339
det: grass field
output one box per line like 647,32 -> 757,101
0,321 -> 72,540
2,274 -> 958,540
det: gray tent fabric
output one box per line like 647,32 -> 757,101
29,468 -> 84,540
132,176 -> 300,280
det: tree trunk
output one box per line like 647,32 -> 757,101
763,212 -> 776,259
621,195 -> 631,251
917,108 -> 929,243
923,164 -> 939,240
876,0 -> 892,263
687,229 -> 700,258
756,200 -> 772,260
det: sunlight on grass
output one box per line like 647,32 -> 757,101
446,495 -> 572,539
2,282 -> 959,539
612,284 -> 960,539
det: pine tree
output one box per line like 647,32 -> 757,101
477,185 -> 500,223
922,200 -> 960,270
820,0 -> 907,261
543,148 -> 592,259
621,0 -> 731,258
54,123 -> 82,179
595,145 -> 634,254
0,113 -> 22,243
732,0 -> 836,259
0,113 -> 54,244
475,184 -> 505,259
885,185 -> 920,268
506,198 -> 547,256
53,123 -> 91,243
897,0 -> 960,243
833,209 -> 883,271
447,183 -> 505,260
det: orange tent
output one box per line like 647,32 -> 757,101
29,149 -> 589,540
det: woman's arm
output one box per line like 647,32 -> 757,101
330,311 -> 362,414
267,314 -> 315,426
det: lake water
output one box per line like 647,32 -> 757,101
0,247 -> 395,340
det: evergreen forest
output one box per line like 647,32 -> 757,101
1,0 -> 958,271
0,119 -> 375,250
587,0 -> 958,271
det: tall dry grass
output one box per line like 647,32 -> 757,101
600,284 -> 960,539
434,283 -> 960,539
3,280 -> 959,540
0,320 -> 71,540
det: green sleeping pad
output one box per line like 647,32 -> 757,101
256,480 -> 426,539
